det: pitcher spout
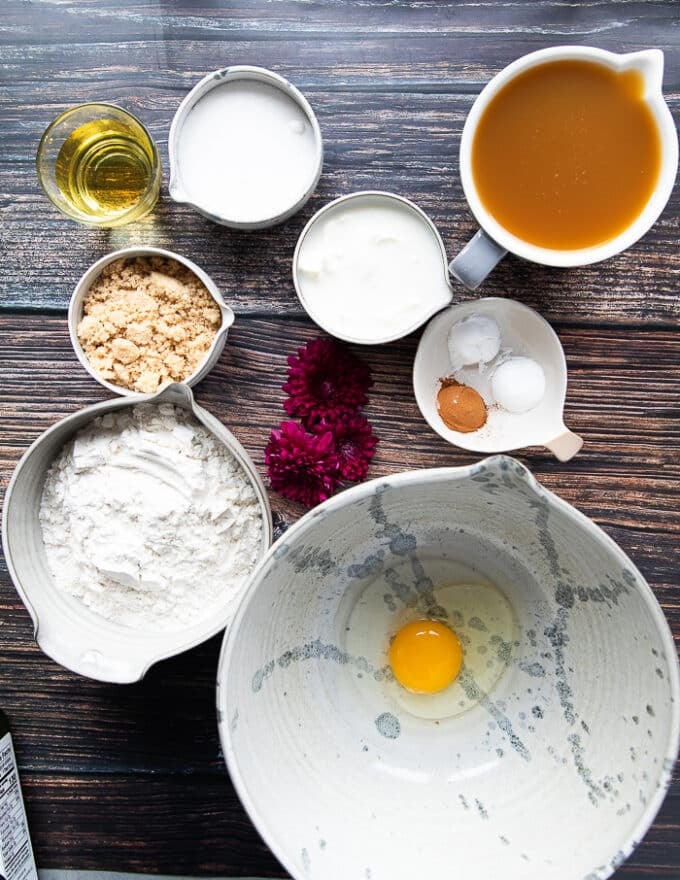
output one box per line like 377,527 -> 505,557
622,48 -> 665,96
168,172 -> 188,205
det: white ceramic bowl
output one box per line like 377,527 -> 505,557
168,65 -> 324,229
217,457 -> 679,880
413,298 -> 583,460
292,191 -> 453,344
68,246 -> 235,397
2,384 -> 272,683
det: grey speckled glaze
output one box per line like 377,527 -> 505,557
374,712 -> 400,739
217,456 -> 679,880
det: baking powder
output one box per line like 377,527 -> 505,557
39,403 -> 263,631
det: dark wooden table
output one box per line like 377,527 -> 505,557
1,1 -> 678,877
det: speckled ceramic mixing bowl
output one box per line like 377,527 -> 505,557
2,383 -> 272,683
217,456 -> 679,880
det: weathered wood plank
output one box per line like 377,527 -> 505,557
2,0 -> 678,51
2,0 -> 678,319
2,314 -> 678,486
0,314 -> 678,784
4,37 -> 679,93
11,771 -> 680,877
20,772 -> 285,877
1,93 -> 679,319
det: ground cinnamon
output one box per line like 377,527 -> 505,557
436,378 -> 487,433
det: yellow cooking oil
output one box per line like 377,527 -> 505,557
54,117 -> 158,224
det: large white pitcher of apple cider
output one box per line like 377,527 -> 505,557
450,47 -> 678,288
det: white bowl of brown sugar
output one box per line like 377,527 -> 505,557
69,246 -> 234,396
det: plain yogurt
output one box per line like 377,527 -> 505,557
295,194 -> 453,342
175,78 -> 320,223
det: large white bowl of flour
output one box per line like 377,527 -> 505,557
2,383 -> 272,682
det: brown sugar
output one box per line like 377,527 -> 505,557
437,378 -> 487,433
77,256 -> 221,393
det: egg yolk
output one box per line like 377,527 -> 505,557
389,619 -> 463,694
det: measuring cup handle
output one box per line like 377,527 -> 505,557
449,229 -> 507,290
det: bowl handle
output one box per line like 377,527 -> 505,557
544,428 -> 583,462
449,229 -> 507,290
36,624 -> 152,683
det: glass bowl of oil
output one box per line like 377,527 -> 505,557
36,103 -> 161,227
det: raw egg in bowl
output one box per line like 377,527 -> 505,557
217,456 -> 678,880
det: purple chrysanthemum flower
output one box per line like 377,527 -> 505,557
265,420 -> 341,507
282,337 -> 372,427
314,413 -> 378,482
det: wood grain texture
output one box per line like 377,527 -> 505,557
1,0 -> 679,878
3,94 -> 679,318
1,312 -> 679,880
1,1 -> 679,320
3,1 -> 679,53
20,772 -> 285,877
11,771 -> 680,877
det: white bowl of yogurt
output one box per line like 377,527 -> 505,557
169,66 -> 323,229
293,191 -> 454,344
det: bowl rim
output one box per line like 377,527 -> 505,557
412,297 -> 571,452
216,455 -> 680,880
292,189 -> 454,345
2,383 -> 273,682
168,64 -> 324,229
68,245 -> 235,398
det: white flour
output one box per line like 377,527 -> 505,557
39,403 -> 264,631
